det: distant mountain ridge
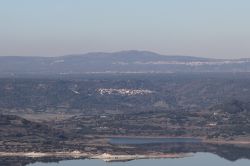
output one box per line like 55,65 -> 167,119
0,50 -> 250,76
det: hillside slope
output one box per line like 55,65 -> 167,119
0,50 -> 250,75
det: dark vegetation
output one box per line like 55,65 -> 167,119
1,73 -> 250,159
1,73 -> 250,113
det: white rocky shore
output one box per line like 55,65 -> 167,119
91,153 -> 193,162
0,151 -> 88,158
0,151 -> 193,162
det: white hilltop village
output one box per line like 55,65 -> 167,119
97,88 -> 154,96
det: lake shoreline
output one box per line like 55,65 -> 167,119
0,151 -> 193,162
103,135 -> 250,145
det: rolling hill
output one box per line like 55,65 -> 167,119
0,50 -> 250,76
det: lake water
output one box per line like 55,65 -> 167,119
109,137 -> 201,145
2,138 -> 250,166
28,153 -> 250,166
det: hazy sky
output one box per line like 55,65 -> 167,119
0,0 -> 250,58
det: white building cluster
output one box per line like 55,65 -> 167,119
97,88 -> 154,96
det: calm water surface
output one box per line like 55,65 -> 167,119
28,153 -> 250,166
109,137 -> 201,145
